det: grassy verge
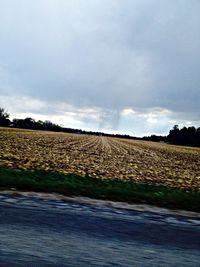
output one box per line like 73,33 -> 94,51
0,167 -> 199,211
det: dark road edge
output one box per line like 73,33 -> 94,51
0,167 -> 199,212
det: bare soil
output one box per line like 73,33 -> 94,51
0,127 -> 199,190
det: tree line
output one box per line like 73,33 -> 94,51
0,108 -> 61,131
0,107 -> 199,147
142,125 -> 200,147
167,125 -> 200,147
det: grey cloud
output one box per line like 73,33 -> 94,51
0,0 -> 200,133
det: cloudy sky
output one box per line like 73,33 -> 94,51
0,0 -> 200,136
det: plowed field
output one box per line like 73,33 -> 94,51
0,128 -> 200,190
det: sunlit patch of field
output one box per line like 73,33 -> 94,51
0,127 -> 199,190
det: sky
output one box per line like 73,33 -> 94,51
0,0 -> 200,136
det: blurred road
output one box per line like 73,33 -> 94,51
0,194 -> 200,266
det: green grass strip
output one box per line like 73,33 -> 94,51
0,167 -> 199,211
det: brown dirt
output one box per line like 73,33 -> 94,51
0,127 -> 200,190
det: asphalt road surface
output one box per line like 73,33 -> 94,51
0,193 -> 200,267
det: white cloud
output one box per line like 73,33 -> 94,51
1,95 -> 200,136
168,120 -> 176,124
147,117 -> 158,124
121,108 -> 136,116
0,95 -> 47,113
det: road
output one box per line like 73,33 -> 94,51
0,193 -> 200,266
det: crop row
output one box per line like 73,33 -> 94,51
0,128 -> 199,190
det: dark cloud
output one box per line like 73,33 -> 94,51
0,0 -> 199,134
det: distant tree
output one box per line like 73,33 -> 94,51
12,118 -> 35,129
0,107 -> 10,127
173,125 -> 179,131
23,118 -> 36,129
142,135 -> 167,142
12,117 -> 61,132
196,128 -> 200,146
167,125 -> 200,147
42,120 -> 62,131
167,125 -> 180,144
